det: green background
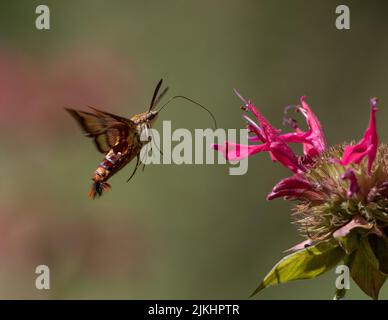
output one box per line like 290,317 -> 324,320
0,0 -> 388,299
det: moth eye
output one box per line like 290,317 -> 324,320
147,112 -> 154,120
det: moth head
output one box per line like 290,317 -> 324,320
146,110 -> 158,122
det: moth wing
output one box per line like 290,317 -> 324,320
88,107 -> 137,151
66,108 -> 135,154
87,106 -> 135,125
94,134 -> 111,153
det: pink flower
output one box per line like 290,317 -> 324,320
341,168 -> 360,197
235,93 -> 388,299
212,90 -> 312,174
335,98 -> 378,173
280,96 -> 326,158
212,142 -> 268,161
266,174 -> 311,200
213,91 -> 383,210
212,91 -> 382,207
266,174 -> 323,201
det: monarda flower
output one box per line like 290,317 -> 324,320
213,92 -> 388,299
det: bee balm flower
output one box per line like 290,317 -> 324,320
213,92 -> 387,299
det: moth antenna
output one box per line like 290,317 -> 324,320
152,87 -> 169,109
156,95 -> 217,129
148,78 -> 164,112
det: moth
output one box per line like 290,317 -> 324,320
66,79 -> 168,198
66,79 -> 216,199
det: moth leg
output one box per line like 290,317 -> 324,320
141,140 -> 150,172
126,154 -> 140,183
145,123 -> 163,157
142,125 -> 152,172
150,128 -> 163,156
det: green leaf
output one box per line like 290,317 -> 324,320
368,234 -> 388,275
335,230 -> 360,255
349,237 -> 387,300
333,215 -> 372,254
359,235 -> 379,269
251,239 -> 345,297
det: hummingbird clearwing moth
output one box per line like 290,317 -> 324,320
66,79 -> 217,199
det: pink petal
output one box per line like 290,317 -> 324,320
341,168 -> 360,198
267,174 -> 311,200
280,97 -> 326,158
244,115 -> 265,142
248,135 -> 261,142
231,89 -> 302,173
333,215 -> 373,239
299,96 -> 327,155
339,144 -> 373,165
280,131 -> 314,153
234,89 -> 280,139
251,103 -> 281,139
268,141 -> 303,173
233,88 -> 248,105
337,98 -> 378,173
211,142 -> 268,161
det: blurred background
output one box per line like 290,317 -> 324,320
0,0 -> 388,299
